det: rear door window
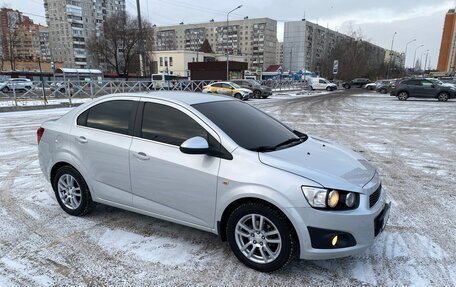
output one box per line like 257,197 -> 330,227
78,100 -> 135,135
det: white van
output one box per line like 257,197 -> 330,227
151,74 -> 181,90
310,77 -> 337,91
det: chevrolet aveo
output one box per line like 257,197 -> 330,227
38,92 -> 390,272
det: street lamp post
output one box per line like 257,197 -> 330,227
413,44 -> 424,72
386,32 -> 397,79
226,5 -> 242,81
37,56 -> 47,105
420,49 -> 429,73
404,39 -> 416,68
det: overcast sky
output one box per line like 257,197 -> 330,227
2,0 -> 455,68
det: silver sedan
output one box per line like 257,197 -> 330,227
38,91 -> 390,272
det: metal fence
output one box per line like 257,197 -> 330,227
0,79 -> 309,107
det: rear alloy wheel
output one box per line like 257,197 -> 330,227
53,166 -> 96,216
227,203 -> 297,272
437,92 -> 449,102
254,90 -> 262,99
1,87 -> 9,93
326,86 -> 332,91
380,88 -> 387,94
397,91 -> 408,101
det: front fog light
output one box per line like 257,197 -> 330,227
331,235 -> 338,246
327,190 -> 339,208
345,192 -> 355,207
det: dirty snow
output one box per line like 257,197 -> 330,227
0,90 -> 455,286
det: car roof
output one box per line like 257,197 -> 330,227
104,91 -> 235,106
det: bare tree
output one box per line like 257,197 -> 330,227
87,12 -> 153,78
319,24 -> 402,80
6,11 -> 20,70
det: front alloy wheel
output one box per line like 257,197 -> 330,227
227,203 -> 297,272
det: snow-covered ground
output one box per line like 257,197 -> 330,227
0,90 -> 455,286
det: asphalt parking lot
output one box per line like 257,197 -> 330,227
0,89 -> 455,286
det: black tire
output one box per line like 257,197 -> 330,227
52,166 -> 96,216
1,86 -> 9,93
397,91 -> 408,101
343,84 -> 350,89
326,86 -> 332,91
437,92 -> 449,102
253,90 -> 262,99
380,88 -> 387,94
226,202 -> 297,272
234,93 -> 243,100
367,86 -> 374,90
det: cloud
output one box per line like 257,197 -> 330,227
322,1 -> 455,29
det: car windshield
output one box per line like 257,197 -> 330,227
193,100 -> 306,152
230,83 -> 241,89
247,80 -> 261,86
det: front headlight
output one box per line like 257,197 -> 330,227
301,186 -> 358,210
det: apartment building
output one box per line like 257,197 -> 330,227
0,8 -> 50,66
276,41 -> 283,66
152,18 -> 277,71
283,20 -> 350,73
437,8 -> 456,72
44,0 -> 125,68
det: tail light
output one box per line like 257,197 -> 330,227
391,83 -> 397,89
37,127 -> 45,144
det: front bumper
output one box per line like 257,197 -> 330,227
286,188 -> 390,260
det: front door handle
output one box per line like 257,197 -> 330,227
75,136 -> 88,143
134,151 -> 150,161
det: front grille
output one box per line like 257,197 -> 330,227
369,185 -> 382,208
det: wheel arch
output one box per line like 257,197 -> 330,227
50,161 -> 80,184
217,197 -> 300,250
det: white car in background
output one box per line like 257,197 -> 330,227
309,77 -> 337,91
0,78 -> 33,93
365,82 -> 377,90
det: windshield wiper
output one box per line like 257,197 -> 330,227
253,137 -> 304,152
274,137 -> 304,149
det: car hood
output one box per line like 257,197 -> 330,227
258,136 -> 377,192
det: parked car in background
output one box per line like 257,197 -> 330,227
231,79 -> 272,98
202,82 -> 251,100
0,78 -> 33,93
375,80 -> 394,94
38,92 -> 390,272
390,78 -> 456,101
365,82 -> 376,90
309,77 -> 337,91
342,78 -> 372,89
425,78 -> 456,88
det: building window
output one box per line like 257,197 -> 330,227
169,57 -> 173,66
159,57 -> 163,66
164,57 -> 168,66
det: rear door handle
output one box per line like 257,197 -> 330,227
134,151 -> 150,161
75,136 -> 88,143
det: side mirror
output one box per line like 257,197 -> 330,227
180,136 -> 209,155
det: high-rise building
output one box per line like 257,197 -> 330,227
44,0 -> 125,68
152,18 -> 277,71
283,20 -> 351,73
276,41 -> 283,66
0,8 -> 50,68
437,8 -> 456,73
